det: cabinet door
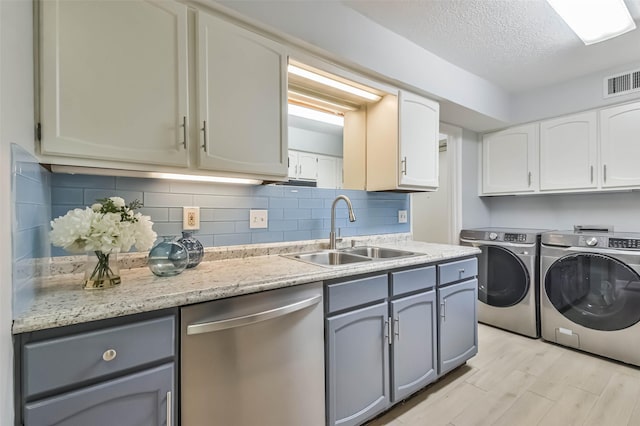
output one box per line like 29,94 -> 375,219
297,152 -> 318,180
600,102 -> 640,188
398,91 -> 440,190
197,11 -> 288,178
317,154 -> 337,188
438,279 -> 478,376
540,112 -> 597,191
391,291 -> 437,402
24,363 -> 174,426
40,0 -> 189,167
288,151 -> 298,179
326,302 -> 390,426
482,124 -> 538,194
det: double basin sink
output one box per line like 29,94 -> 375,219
287,246 -> 419,267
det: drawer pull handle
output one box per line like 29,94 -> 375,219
102,349 -> 117,362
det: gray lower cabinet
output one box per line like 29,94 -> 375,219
23,363 -> 173,426
16,311 -> 177,426
325,266 -> 438,426
438,278 -> 478,375
391,290 -> 437,402
326,302 -> 390,426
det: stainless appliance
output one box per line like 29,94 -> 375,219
460,228 -> 547,338
541,230 -> 640,365
181,282 -> 325,425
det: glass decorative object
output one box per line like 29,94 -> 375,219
178,231 -> 204,269
84,251 -> 121,290
148,236 -> 189,277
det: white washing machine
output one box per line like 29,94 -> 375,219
460,228 -> 547,338
541,230 -> 640,366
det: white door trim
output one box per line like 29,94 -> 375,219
441,123 -> 463,244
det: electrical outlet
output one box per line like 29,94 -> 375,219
249,209 -> 268,229
183,206 -> 200,230
398,210 -> 408,223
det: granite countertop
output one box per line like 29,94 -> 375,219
12,239 -> 479,334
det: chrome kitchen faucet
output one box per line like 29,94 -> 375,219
330,195 -> 356,250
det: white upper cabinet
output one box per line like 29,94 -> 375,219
367,91 -> 440,192
398,92 -> 440,189
600,102 -> 640,188
540,111 -> 597,191
39,0 -> 190,167
482,124 -> 538,194
196,11 -> 288,179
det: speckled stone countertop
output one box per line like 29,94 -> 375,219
12,236 -> 479,334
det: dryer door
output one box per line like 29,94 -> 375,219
545,253 -> 640,331
478,245 -> 530,307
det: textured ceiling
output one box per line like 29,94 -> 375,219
343,0 -> 640,93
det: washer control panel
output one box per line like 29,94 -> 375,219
578,236 -> 606,247
504,233 -> 527,243
609,238 -> 640,249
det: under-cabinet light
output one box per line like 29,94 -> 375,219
288,90 -> 358,114
288,104 -> 344,126
50,165 -> 263,185
546,0 -> 636,45
288,64 -> 382,102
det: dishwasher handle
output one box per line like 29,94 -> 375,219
186,294 -> 321,335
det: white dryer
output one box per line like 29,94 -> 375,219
460,228 -> 547,338
541,230 -> 640,366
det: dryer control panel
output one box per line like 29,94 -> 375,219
504,233 -> 527,243
609,238 -> 640,249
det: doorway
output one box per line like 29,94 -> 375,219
411,123 -> 462,244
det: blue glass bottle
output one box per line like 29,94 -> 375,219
178,231 -> 204,269
148,236 -> 189,277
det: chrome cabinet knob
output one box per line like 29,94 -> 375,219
102,349 -> 117,362
586,237 -> 598,247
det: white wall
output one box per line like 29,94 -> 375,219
488,191 -> 640,233
1,1 -> 35,423
460,128 -> 490,229
512,60 -> 640,126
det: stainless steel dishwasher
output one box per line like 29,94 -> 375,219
181,282 -> 325,426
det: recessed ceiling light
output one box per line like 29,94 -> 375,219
546,0 -> 636,45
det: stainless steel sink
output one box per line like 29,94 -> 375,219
286,245 -> 418,267
290,251 -> 372,266
339,246 -> 418,259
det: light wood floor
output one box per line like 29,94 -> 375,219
366,323 -> 640,426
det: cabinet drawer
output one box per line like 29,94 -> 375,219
327,275 -> 388,314
438,258 -> 478,286
23,316 -> 175,398
391,266 -> 435,296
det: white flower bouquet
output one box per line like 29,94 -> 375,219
50,196 -> 157,289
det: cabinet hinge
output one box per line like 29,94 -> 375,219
36,122 -> 41,141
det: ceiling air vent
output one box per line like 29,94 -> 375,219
604,69 -> 640,98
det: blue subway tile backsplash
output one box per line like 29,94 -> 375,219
48,175 -> 410,256
11,145 -> 52,316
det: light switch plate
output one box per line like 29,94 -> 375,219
183,206 -> 200,230
398,210 -> 408,223
250,209 -> 268,229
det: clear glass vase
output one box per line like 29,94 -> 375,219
84,251 -> 121,290
148,236 -> 189,277
177,231 -> 204,269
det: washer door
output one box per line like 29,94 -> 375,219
478,245 -> 530,307
545,253 -> 640,331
